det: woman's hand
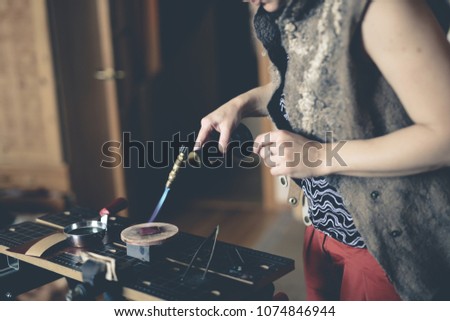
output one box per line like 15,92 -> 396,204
196,84 -> 273,153
253,130 -> 325,178
243,0 -> 286,13
196,101 -> 243,153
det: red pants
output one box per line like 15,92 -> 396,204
303,226 -> 401,300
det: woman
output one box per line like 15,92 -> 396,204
196,0 -> 450,300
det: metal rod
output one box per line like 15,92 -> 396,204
201,226 -> 219,280
181,225 -> 219,281
234,247 -> 245,265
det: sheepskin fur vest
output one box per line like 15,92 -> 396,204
263,0 -> 450,300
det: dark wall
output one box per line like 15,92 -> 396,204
138,0 -> 261,220
49,0 -> 261,221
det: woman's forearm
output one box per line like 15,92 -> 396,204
233,83 -> 273,118
329,0 -> 450,178
321,124 -> 450,177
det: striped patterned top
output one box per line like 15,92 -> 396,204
299,177 -> 366,248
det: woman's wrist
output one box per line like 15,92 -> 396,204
315,142 -> 341,177
235,86 -> 271,118
230,94 -> 248,119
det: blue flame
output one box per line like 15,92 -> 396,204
148,187 -> 170,222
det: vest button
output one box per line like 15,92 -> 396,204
370,191 -> 380,200
389,230 -> 402,238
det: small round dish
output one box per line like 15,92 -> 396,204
120,222 -> 179,246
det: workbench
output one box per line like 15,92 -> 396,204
0,207 -> 294,300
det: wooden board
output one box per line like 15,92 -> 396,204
0,0 -> 69,192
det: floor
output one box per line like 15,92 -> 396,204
253,210 -> 306,300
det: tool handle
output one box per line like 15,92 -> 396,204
99,197 -> 128,217
166,151 -> 187,188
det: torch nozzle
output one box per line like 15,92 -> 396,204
165,146 -> 188,188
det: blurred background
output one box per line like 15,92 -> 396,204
0,0 -> 305,299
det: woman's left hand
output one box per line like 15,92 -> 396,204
253,130 -> 325,178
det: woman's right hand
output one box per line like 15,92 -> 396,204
196,99 -> 243,153
196,84 -> 274,153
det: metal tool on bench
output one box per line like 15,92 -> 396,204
64,197 -> 128,247
181,225 -> 219,281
